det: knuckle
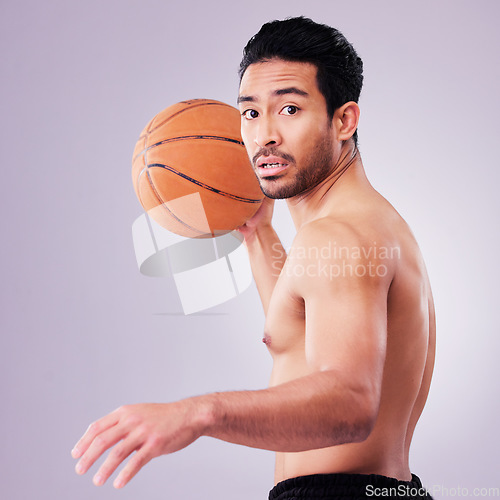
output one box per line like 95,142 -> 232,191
115,404 -> 133,417
130,452 -> 146,469
110,445 -> 126,461
124,414 -> 141,428
88,421 -> 99,433
149,433 -> 163,449
94,435 -> 107,448
129,455 -> 142,468
115,405 -> 128,415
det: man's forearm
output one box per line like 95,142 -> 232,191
71,368 -> 378,488
245,224 -> 287,315
196,371 -> 377,452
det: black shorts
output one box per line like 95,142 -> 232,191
268,472 -> 433,499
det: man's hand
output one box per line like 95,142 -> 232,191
237,196 -> 275,242
236,196 -> 286,314
71,400 -> 206,488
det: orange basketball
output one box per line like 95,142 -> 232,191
131,99 -> 263,238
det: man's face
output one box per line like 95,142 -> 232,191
238,59 -> 337,199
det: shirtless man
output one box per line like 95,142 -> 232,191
72,17 -> 435,499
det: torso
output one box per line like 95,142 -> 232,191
264,188 -> 436,484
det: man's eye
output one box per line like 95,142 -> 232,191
242,109 -> 259,119
281,105 -> 298,115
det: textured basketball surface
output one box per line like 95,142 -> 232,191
132,99 -> 263,238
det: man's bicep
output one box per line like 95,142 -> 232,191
303,279 -> 388,386
288,221 -> 395,391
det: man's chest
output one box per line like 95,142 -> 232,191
264,269 -> 306,355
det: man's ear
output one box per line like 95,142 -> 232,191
332,101 -> 360,142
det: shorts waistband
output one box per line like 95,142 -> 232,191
268,472 -> 432,499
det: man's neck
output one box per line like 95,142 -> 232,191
286,147 -> 370,229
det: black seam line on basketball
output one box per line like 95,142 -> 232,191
147,163 -> 264,204
140,167 -> 208,236
138,102 -> 232,141
132,135 -> 245,163
143,110 -> 158,177
145,169 -> 207,235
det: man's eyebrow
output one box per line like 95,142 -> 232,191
237,95 -> 255,104
237,87 -> 308,105
274,87 -> 309,97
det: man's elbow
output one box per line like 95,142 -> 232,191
349,386 -> 380,443
352,409 -> 377,443
317,370 -> 381,446
328,382 -> 379,445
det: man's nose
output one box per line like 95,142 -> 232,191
255,118 -> 281,148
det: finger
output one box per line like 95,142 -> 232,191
235,225 -> 249,236
72,412 -> 120,459
113,446 -> 154,489
92,431 -> 144,486
75,421 -> 126,476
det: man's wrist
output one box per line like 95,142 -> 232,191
243,223 -> 274,247
189,393 -> 220,437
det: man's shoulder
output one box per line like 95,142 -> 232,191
292,214 -> 385,252
288,213 -> 401,285
285,215 -> 396,300
293,191 -> 410,251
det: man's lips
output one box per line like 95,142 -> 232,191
255,155 -> 290,177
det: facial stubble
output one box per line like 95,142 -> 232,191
257,131 -> 335,200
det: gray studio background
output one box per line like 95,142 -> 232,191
1,0 -> 499,498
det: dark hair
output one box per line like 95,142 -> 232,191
239,16 -> 363,145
